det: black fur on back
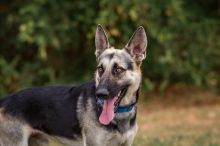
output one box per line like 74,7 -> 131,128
0,81 -> 96,139
0,80 -> 137,139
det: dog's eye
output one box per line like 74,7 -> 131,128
115,67 -> 125,74
97,66 -> 104,75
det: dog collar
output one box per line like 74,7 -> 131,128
96,98 -> 136,113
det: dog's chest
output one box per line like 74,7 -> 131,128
78,98 -> 138,146
84,124 -> 137,146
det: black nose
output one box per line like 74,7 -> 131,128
96,88 -> 109,99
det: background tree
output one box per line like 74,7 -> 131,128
0,0 -> 219,96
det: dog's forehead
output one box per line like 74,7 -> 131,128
98,47 -> 134,69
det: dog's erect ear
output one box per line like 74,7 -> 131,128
125,26 -> 147,64
95,25 -> 110,58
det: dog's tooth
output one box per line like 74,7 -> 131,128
118,91 -> 121,96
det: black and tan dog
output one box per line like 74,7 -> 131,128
0,25 -> 147,146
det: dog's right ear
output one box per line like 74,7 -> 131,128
125,26 -> 147,65
95,25 -> 110,58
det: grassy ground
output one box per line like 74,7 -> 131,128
50,87 -> 220,146
135,105 -> 220,146
134,87 -> 220,146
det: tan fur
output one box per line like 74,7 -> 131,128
0,110 -> 30,146
95,47 -> 142,106
77,96 -> 138,146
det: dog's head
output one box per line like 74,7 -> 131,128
94,25 -> 147,125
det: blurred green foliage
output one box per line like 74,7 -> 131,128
0,0 -> 220,96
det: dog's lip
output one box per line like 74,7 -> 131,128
96,87 -> 128,108
114,87 -> 128,108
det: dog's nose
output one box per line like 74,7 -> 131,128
96,88 -> 109,99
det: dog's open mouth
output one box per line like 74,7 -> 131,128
114,88 -> 127,109
99,87 -> 127,125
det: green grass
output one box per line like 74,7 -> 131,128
134,131 -> 220,146
133,90 -> 220,146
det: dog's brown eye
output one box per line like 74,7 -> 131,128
116,67 -> 125,74
97,66 -> 104,75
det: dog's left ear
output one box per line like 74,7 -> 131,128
125,26 -> 147,64
95,25 -> 110,58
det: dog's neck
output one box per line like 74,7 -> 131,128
108,90 -> 139,133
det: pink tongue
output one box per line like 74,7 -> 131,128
99,97 -> 117,125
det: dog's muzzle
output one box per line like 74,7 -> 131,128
95,87 -> 109,99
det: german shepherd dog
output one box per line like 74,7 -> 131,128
0,25 -> 147,146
